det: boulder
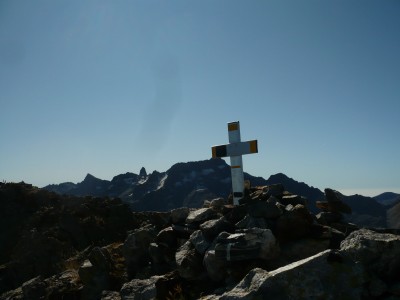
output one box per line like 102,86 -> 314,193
316,201 -> 352,214
190,230 -> 212,255
248,189 -> 265,202
148,243 -> 164,265
217,250 -> 365,299
209,198 -> 226,208
367,275 -> 388,298
308,224 -> 346,249
101,290 -> 121,300
45,270 -> 82,299
235,215 -> 268,230
275,204 -> 313,241
340,228 -> 400,281
280,238 -> 330,264
280,195 -> 306,206
170,207 -> 190,224
200,217 -> 235,240
78,260 -> 95,284
324,188 -> 343,203
330,222 -> 359,235
246,201 -> 282,219
120,276 -> 161,300
171,224 -> 197,239
123,225 -> 157,277
21,276 -> 46,299
148,242 -> 176,274
88,246 -> 113,272
186,208 -> 221,225
223,205 -> 248,224
203,250 -> 227,282
155,227 -> 177,249
316,188 -> 352,214
316,212 -> 343,225
175,240 -> 205,280
215,228 -> 278,261
262,184 -> 284,197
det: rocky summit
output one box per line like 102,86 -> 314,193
1,181 -> 400,299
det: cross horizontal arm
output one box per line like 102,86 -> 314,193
212,140 -> 258,158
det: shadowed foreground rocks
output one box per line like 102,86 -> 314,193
1,182 -> 400,299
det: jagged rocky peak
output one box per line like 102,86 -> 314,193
83,173 -> 98,182
139,167 -> 147,177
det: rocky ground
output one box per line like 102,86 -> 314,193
1,181 -> 400,299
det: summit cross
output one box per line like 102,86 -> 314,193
211,121 -> 258,205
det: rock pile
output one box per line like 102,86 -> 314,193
1,182 -> 400,299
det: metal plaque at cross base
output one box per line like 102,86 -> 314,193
211,121 -> 258,205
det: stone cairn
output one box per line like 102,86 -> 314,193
110,185 -> 400,299
3,183 -> 400,299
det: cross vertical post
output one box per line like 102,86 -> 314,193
228,122 -> 245,205
211,121 -> 258,205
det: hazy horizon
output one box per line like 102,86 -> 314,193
14,157 -> 400,198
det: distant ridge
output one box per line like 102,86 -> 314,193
374,192 -> 400,207
44,158 -> 388,227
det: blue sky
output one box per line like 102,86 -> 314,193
1,1 -> 399,196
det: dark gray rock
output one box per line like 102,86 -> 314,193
78,260 -> 95,284
308,225 -> 346,249
235,215 -> 268,230
148,242 -> 176,274
330,221 -> 359,235
148,243 -> 164,265
388,282 -> 400,296
170,207 -> 190,224
21,276 -> 46,300
315,188 -> 352,214
186,208 -> 221,225
215,228 -> 278,261
248,189 -> 265,202
263,184 -> 284,197
204,250 -> 227,282
88,246 -> 113,272
340,228 -> 400,281
190,230 -> 211,255
171,223 -> 197,239
280,238 -> 330,263
210,197 -> 226,208
175,240 -> 205,280
316,212 -> 343,225
101,290 -> 121,300
217,250 -> 365,299
200,217 -> 235,240
280,194 -> 306,206
325,188 -> 343,203
155,227 -> 177,249
276,204 -> 313,241
120,276 -> 161,300
367,275 -> 388,298
247,201 -> 282,219
123,225 -> 157,277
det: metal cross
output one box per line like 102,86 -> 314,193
211,121 -> 258,205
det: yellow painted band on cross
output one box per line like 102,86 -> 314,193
228,122 -> 239,131
249,140 -> 258,153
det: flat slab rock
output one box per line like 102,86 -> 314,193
186,208 -> 220,224
203,249 -> 365,299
